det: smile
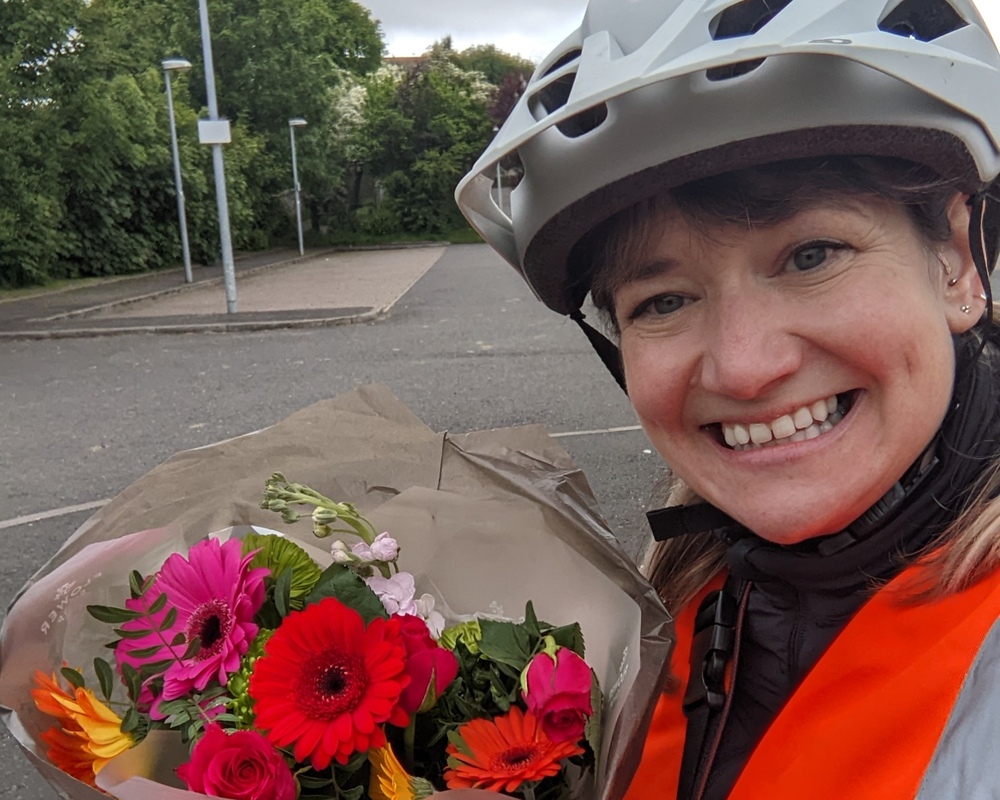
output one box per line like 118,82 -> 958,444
718,393 -> 854,451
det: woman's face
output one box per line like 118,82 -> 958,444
613,193 -> 982,544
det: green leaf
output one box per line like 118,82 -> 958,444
549,623 -> 585,658
121,663 -> 142,702
523,601 -> 541,638
128,570 -> 145,599
88,605 -> 143,624
113,626 -> 155,640
275,567 -> 292,618
298,774 -> 335,789
121,707 -> 140,734
159,607 -> 178,631
146,593 -> 168,615
585,671 -> 603,773
182,637 -> 201,660
60,667 -> 85,690
94,658 -> 115,700
477,618 -> 534,670
303,564 -> 388,624
447,729 -> 473,758
340,786 -> 364,800
128,644 -> 167,659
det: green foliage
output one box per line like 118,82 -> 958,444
303,563 -> 388,625
0,0 -> 519,286
455,44 -> 534,86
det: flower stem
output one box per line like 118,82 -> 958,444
523,784 -> 537,800
404,716 -> 417,772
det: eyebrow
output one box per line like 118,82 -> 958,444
625,257 -> 680,284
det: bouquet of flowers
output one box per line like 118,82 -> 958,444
0,386 -> 673,800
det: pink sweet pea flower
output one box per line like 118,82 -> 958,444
522,647 -> 594,743
177,723 -> 295,800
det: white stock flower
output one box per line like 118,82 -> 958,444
365,571 -> 418,616
414,593 -> 446,639
369,532 -> 399,562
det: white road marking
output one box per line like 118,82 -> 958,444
0,499 -> 110,531
550,425 -> 643,438
0,427 -> 644,530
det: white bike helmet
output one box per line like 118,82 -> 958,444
456,0 -> 1000,319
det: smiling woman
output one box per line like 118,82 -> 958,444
457,0 -> 1000,798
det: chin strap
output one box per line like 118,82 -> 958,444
969,191 -> 996,327
569,310 -> 628,393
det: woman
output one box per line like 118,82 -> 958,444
457,1 -> 1000,798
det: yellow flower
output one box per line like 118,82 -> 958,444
369,743 -> 434,800
32,670 -> 133,785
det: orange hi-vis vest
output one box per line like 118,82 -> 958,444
625,563 -> 1000,799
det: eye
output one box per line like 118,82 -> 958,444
629,294 -> 687,321
786,241 -> 844,272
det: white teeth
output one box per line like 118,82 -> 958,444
720,393 -> 848,450
749,423 -> 773,444
793,407 -> 814,430
771,414 -> 796,440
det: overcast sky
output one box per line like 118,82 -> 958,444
357,1 -> 1000,62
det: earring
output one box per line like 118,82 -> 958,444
948,277 -> 959,287
961,304 -> 972,314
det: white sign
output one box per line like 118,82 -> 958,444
197,119 -> 232,145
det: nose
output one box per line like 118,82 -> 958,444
698,291 -> 802,400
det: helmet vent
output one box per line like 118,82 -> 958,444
541,48 -> 582,78
710,0 -> 794,40
556,104 -> 609,138
878,0 -> 968,42
528,70 -> 607,137
707,58 -> 767,81
531,73 -> 576,118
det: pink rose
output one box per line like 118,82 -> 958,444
177,723 -> 295,800
522,647 -> 594,743
397,614 -> 459,713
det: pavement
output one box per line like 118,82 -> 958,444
0,245 -> 447,339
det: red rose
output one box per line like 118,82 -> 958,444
177,723 -> 295,800
397,614 -> 459,714
522,647 -> 594,743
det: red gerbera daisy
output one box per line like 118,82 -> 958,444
444,706 -> 584,793
248,597 -> 410,770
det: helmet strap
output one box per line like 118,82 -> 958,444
569,310 -> 628,393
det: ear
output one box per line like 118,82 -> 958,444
938,192 -> 986,334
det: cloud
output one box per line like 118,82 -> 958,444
358,0 -> 586,60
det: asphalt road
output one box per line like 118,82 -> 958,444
0,243 -> 663,798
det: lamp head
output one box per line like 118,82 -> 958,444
288,117 -> 308,128
162,58 -> 193,73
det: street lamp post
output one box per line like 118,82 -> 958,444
196,0 -> 238,313
288,118 -> 308,256
162,58 -> 194,284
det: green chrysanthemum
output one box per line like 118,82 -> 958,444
242,531 -> 321,610
439,619 -> 482,655
227,628 -> 275,726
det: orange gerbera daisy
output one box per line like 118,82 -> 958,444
32,670 -> 133,786
444,706 -> 584,793
369,742 -> 434,800
248,597 -> 410,770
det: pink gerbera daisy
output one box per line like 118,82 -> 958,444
116,538 -> 267,709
